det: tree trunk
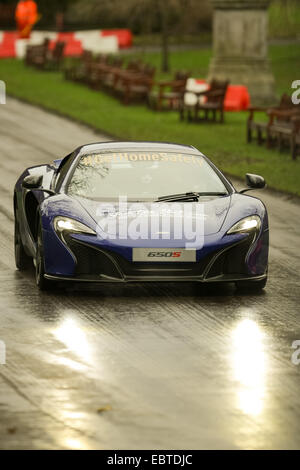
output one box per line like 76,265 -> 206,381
160,1 -> 170,73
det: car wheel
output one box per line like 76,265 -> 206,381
14,217 -> 30,271
36,221 -> 55,291
235,277 -> 267,293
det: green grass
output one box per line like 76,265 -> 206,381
269,44 -> 300,96
269,0 -> 300,38
122,48 -> 212,81
0,44 -> 300,196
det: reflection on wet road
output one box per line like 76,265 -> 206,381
0,98 -> 299,449
232,319 -> 266,417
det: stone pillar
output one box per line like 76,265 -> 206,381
208,0 -> 276,105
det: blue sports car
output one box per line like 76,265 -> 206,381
14,141 -> 269,291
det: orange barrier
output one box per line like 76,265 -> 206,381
224,85 -> 250,111
0,32 -> 17,57
195,80 -> 250,111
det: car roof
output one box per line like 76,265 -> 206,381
77,141 -> 203,156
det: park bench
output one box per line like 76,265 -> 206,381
111,60 -> 144,93
247,93 -> 294,145
63,51 -> 156,106
291,116 -> 300,160
30,41 -> 66,70
148,71 -> 190,111
89,58 -> 141,93
179,79 -> 229,123
98,56 -> 125,91
266,108 -> 300,160
88,54 -> 118,90
115,64 -> 156,105
64,50 -> 94,83
25,38 -> 50,67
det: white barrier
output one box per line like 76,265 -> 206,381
75,31 -> 118,54
0,30 -> 119,59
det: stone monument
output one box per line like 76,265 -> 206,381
208,0 -> 276,105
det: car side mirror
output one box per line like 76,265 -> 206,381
22,175 -> 43,190
240,173 -> 266,194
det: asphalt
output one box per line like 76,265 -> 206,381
0,97 -> 299,450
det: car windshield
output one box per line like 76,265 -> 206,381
67,151 -> 228,201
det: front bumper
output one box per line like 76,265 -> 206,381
44,273 -> 267,283
44,232 -> 268,284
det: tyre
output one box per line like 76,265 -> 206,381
36,220 -> 55,291
235,277 -> 267,293
14,217 -> 30,271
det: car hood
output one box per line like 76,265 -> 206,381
76,195 -> 232,238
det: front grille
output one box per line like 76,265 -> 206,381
111,253 -> 216,278
206,236 -> 255,278
66,236 -> 122,278
66,236 -> 217,279
65,236 -> 253,280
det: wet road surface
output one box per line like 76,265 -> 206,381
0,98 -> 299,450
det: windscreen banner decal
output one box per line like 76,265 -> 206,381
81,152 -> 204,167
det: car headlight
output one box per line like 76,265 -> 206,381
54,216 -> 96,237
227,215 -> 261,235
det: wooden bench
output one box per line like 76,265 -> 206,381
291,116 -> 300,160
97,56 -> 125,91
266,108 -> 300,160
64,50 -> 94,83
116,65 -> 156,105
247,94 -> 294,145
25,38 -> 50,67
179,79 -> 229,123
148,71 -> 190,111
88,55 -> 115,90
30,41 -> 66,70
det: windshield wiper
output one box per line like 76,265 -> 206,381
155,192 -> 228,202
